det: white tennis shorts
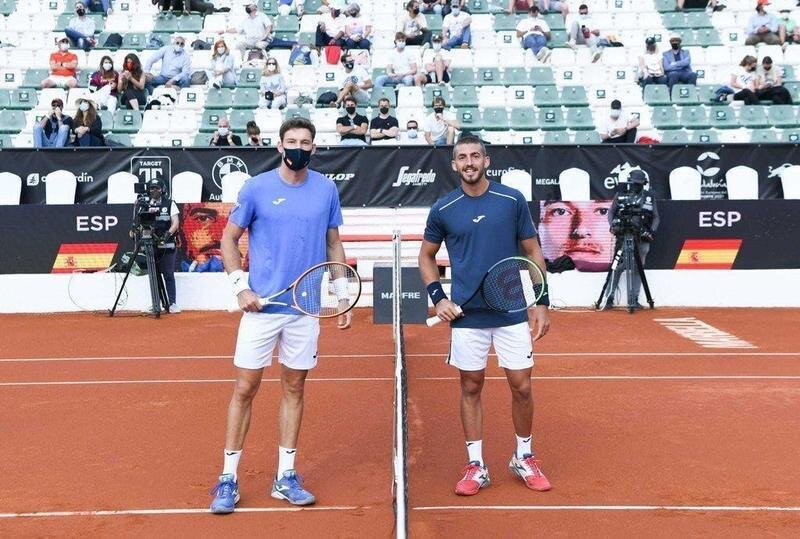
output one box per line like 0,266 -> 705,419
448,322 -> 534,371
233,312 -> 320,371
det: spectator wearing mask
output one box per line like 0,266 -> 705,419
33,98 -> 73,148
118,53 -> 147,110
42,37 -> 79,89
537,0 -> 569,20
224,3 -> 296,59
598,99 -> 638,143
278,0 -> 306,17
316,4 -> 347,46
84,0 -> 113,15
245,120 -> 263,146
89,55 -> 120,112
210,39 -> 237,89
401,119 -> 425,144
778,8 -> 799,45
415,33 -> 451,85
507,0 -> 534,14
567,3 -> 603,63
336,96 -> 369,146
730,55 -> 760,105
374,33 -> 418,90
343,3 -> 372,49
421,0 -> 445,15
65,1 -> 97,52
369,97 -> 399,142
746,0 -> 779,45
423,96 -> 458,145
144,34 -> 192,93
756,56 -> 792,104
638,37 -> 666,87
398,1 -> 432,46
71,97 -> 105,147
442,1 -> 472,50
259,58 -> 288,109
441,0 -> 468,17
336,50 -> 372,106
516,5 -> 551,62
210,116 -> 242,146
662,34 -> 697,90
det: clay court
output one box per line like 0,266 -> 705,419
2,307 -> 800,537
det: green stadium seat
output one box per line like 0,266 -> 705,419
510,109 -> 539,130
689,130 -> 718,144
697,84 -> 721,104
561,86 -> 588,107
655,0 -> 675,11
749,129 -> 780,143
424,14 -> 442,33
780,129 -> 800,143
680,105 -> 711,129
98,109 -> 114,130
177,14 -> 203,33
450,68 -> 477,86
534,86 -> 560,107
257,0 -> 279,15
370,87 -> 397,107
709,106 -> 739,129
566,107 -> 595,130
0,134 -> 13,148
538,108 -> 566,131
660,130 -> 689,143
644,84 -> 671,106
112,109 -> 142,133
480,107 -> 509,131
193,132 -> 211,146
232,88 -> 260,109
671,84 -> 700,106
549,30 -> 567,48
530,67 -> 555,86
543,131 -> 570,144
457,107 -> 482,130
467,0 -> 491,14
784,83 -> 800,102
21,69 -> 50,89
121,33 -> 148,50
694,28 -> 722,46
768,105 -> 798,128
206,88 -> 235,109
543,13 -> 565,31
7,89 -> 38,110
501,68 -> 529,86
424,85 -> 452,106
284,107 -> 311,121
274,15 -> 300,33
229,110 -> 255,132
315,87 -> 337,107
475,67 -> 503,86
106,133 -> 132,146
0,90 -> 10,109
651,106 -> 681,129
686,12 -> 713,29
0,110 -> 27,134
238,69 -> 262,88
574,131 -> 602,144
200,109 -> 226,133
493,14 -> 522,32
0,0 -> 15,16
782,65 -> 797,82
738,106 -> 770,129
451,86 -> 479,107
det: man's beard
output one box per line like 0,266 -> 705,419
459,165 -> 485,184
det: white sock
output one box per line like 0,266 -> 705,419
277,446 -> 297,478
466,440 -> 484,466
515,434 -> 532,459
222,449 -> 242,480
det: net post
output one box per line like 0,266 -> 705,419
391,230 -> 408,539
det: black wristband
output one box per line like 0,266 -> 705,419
426,281 -> 447,305
536,282 -> 550,307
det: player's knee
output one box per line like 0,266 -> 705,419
282,378 -> 306,399
509,381 -> 532,401
233,379 -> 260,401
460,376 -> 484,397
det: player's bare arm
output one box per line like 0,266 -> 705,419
326,227 -> 353,329
521,236 -> 550,341
419,239 -> 461,322
222,221 -> 261,313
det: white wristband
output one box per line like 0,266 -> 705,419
333,277 -> 350,301
228,269 -> 250,296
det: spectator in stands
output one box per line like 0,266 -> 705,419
442,1 -> 471,50
662,34 -> 697,90
336,51 -> 372,106
185,0 -> 217,15
423,95 -> 458,145
42,37 -> 79,89
336,96 -> 369,146
507,0 -> 534,14
567,3 -> 603,63
536,0 -> 568,20
144,34 -> 192,93
416,33 -> 451,86
728,55 -> 760,105
441,0 -> 468,17
246,120 -> 263,146
118,53 -> 147,110
71,97 -> 106,147
210,116 -> 242,146
259,58 -> 288,110
374,33 -> 418,91
421,0 -> 445,15
210,39 -> 237,89
316,5 -> 347,46
225,3 -> 296,59
89,55 -> 120,112
343,3 -> 372,49
66,2 -> 97,53
745,0 -> 780,46
369,97 -> 399,142
778,9 -> 799,46
33,98 -> 73,149
638,37 -> 667,87
598,99 -> 638,143
756,56 -> 793,104
398,1 -> 432,46
676,0 -> 719,10
401,119 -> 425,144
85,0 -> 112,15
516,5 -> 551,63
157,0 -> 183,17
278,0 -> 306,17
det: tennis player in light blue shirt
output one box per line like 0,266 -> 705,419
211,118 -> 351,513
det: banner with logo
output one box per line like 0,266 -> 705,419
5,144 -> 798,205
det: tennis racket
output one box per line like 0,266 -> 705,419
426,256 -> 546,327
240,262 -> 361,317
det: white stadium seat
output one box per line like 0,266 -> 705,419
106,172 -> 139,204
170,171 -> 204,203
0,172 -> 22,205
45,169 -> 78,205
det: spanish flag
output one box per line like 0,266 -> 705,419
674,239 -> 742,270
51,243 -> 118,273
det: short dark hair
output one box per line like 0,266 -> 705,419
452,135 -> 486,160
344,96 -> 357,106
395,31 -> 406,41
763,56 -> 773,65
378,97 -> 390,105
279,117 -> 316,141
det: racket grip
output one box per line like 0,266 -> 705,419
425,305 -> 462,327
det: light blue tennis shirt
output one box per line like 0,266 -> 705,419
229,168 -> 343,314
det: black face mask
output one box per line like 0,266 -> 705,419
671,42 -> 680,50
433,106 -> 444,114
412,7 -> 419,14
345,106 -> 356,114
245,6 -> 254,14
344,61 -> 354,69
77,8 -> 85,15
379,106 -> 390,114
283,147 -> 312,171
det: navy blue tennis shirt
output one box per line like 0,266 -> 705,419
424,181 -> 537,329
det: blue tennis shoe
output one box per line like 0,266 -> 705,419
271,470 -> 316,506
210,473 -> 240,514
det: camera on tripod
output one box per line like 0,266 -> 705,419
132,179 -> 175,249
610,178 -> 653,242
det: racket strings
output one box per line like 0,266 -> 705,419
294,263 -> 360,317
481,258 -> 544,312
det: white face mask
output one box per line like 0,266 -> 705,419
610,110 -> 621,120
396,41 -> 406,49
267,64 -> 277,72
451,8 -> 460,16
174,44 -> 184,53
59,43 -> 69,51
218,127 -> 229,136
407,129 -> 418,138
217,47 -> 226,55
103,62 -> 113,71
432,43 -> 441,51
79,102 -> 90,112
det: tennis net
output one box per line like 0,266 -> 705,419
391,230 -> 409,539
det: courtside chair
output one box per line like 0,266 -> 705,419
45,169 -> 78,205
171,172 -> 203,203
725,166 -> 760,200
558,168 -> 591,201
668,167 -> 702,200
0,171 -> 22,205
106,171 -> 139,204
221,171 -> 251,203
779,166 -> 800,199
500,169 -> 533,202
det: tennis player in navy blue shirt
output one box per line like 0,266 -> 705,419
210,118 -> 352,513
418,135 -> 552,496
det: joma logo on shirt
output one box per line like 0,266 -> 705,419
272,198 -> 286,205
472,215 -> 486,223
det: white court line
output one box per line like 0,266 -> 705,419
2,375 -> 800,388
413,505 -> 800,513
0,506 -> 361,519
2,352 -> 800,363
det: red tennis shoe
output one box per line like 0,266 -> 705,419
508,454 -> 551,491
454,461 -> 490,496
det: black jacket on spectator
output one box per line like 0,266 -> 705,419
211,134 -> 243,146
71,118 -> 105,147
43,114 -> 74,138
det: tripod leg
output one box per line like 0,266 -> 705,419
595,246 -> 622,309
624,237 -> 635,314
144,242 -> 161,318
634,241 -> 655,309
109,237 -> 139,317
